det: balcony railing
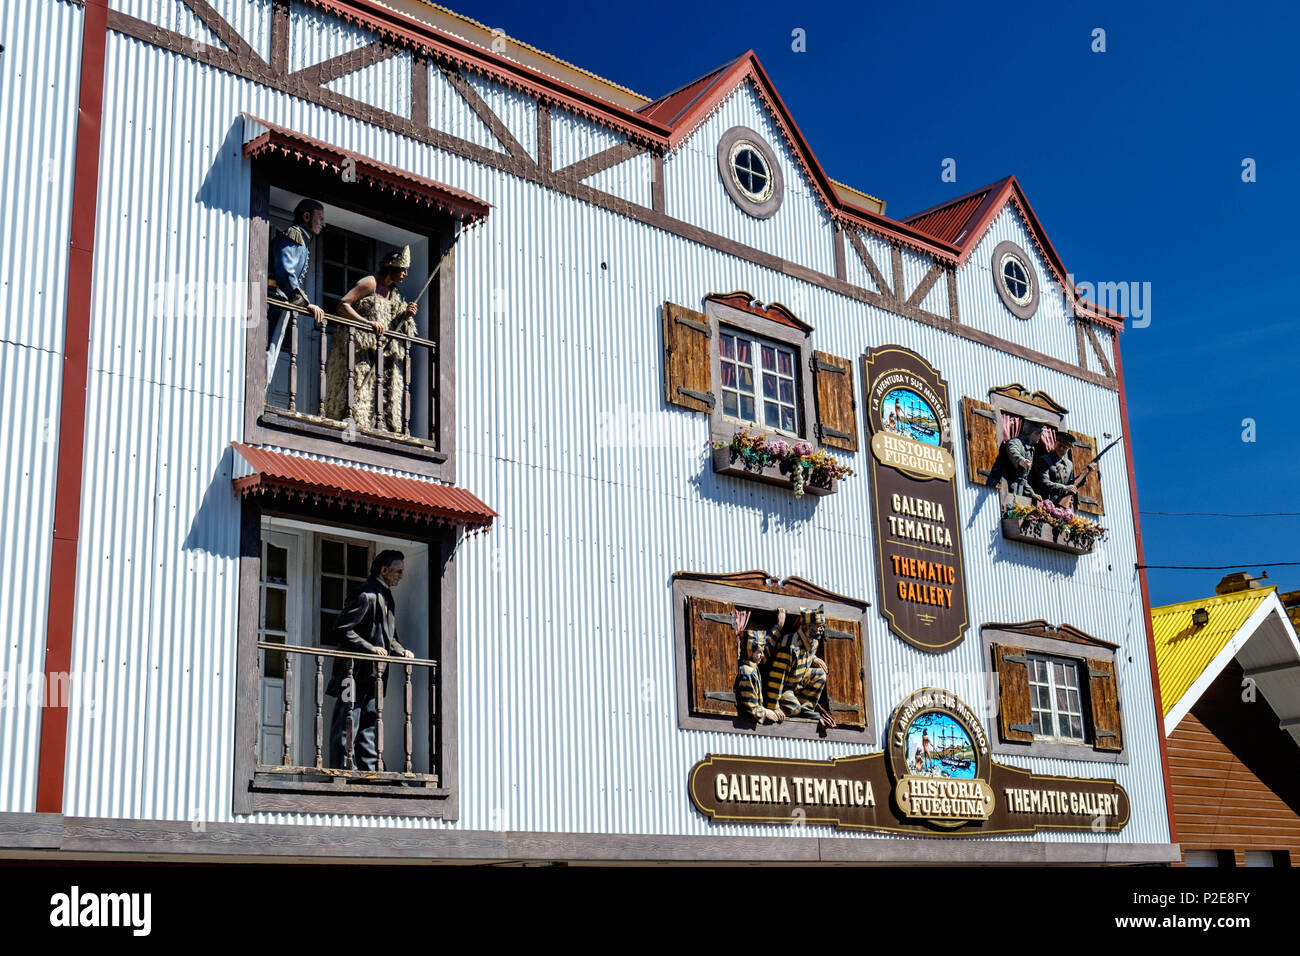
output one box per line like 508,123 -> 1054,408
256,641 -> 441,794
264,299 -> 438,453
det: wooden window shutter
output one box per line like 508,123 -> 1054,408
960,397 -> 1000,486
662,302 -> 714,412
822,616 -> 866,728
687,596 -> 739,716
811,351 -> 858,452
1069,430 -> 1106,515
993,644 -> 1035,743
1086,657 -> 1123,751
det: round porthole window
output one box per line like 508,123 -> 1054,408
717,126 -> 783,219
991,240 -> 1038,318
729,142 -> 773,202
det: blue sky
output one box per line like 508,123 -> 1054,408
452,0 -> 1300,606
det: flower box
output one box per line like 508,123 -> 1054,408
711,446 -> 837,497
999,493 -> 1105,555
1000,516 -> 1094,554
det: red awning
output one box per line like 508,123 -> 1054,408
232,443 -> 496,533
241,114 -> 491,224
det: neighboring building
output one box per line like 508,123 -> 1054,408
1153,574 -> 1300,866
1,0 -> 1177,862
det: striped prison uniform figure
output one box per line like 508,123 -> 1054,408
736,628 -> 775,722
765,632 -> 827,717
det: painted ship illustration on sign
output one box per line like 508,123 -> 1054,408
883,387 -> 941,446
905,711 -> 976,779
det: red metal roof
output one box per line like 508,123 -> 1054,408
231,443 -> 496,532
638,61 -> 737,126
902,181 -> 1005,245
242,114 -> 491,224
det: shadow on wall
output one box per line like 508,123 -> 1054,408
182,444 -> 241,561
195,120 -> 248,217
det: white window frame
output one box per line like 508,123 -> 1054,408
1026,653 -> 1086,743
718,326 -> 802,437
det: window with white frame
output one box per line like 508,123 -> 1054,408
719,328 -> 801,435
1026,654 -> 1086,741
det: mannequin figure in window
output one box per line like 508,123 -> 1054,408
325,549 -> 415,771
994,417 -> 1045,497
1030,430 -> 1077,504
735,614 -> 784,725
323,246 -> 419,434
267,199 -> 326,377
765,606 -> 834,728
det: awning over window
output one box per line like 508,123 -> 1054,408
231,443 -> 496,533
241,114 -> 491,225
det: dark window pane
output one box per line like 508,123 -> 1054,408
323,263 -> 344,296
765,404 -> 779,427
781,407 -> 795,432
778,351 -> 793,376
723,392 -> 738,417
321,575 -> 343,610
721,363 -> 736,388
265,543 -> 287,583
347,544 -> 369,578
763,373 -> 777,399
739,395 -> 754,421
720,334 -> 734,359
323,231 -> 344,262
736,339 -> 750,364
321,540 -> 344,575
738,367 -> 753,392
779,380 -> 794,405
761,346 -> 776,371
264,587 -> 286,632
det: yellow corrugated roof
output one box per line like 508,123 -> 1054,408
1151,586 -> 1275,716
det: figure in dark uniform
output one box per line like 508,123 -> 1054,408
995,417 -> 1045,496
267,198 -> 326,379
326,549 -> 414,771
1030,430 -> 1077,504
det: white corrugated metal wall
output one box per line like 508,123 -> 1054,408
48,3 -> 1167,846
0,0 -> 84,813
664,81 -> 837,279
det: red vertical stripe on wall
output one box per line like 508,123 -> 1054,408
1112,332 -> 1180,847
36,0 -> 110,814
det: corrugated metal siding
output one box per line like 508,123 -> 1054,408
0,0 -> 82,814
57,25 -> 1169,845
324,50 -> 411,118
956,205 -> 1079,364
108,0 -> 215,44
467,72 -> 536,162
664,81 -> 836,278
0,0 -> 82,353
427,61 -> 504,153
550,107 -> 622,171
841,228 -> 892,296
584,150 -> 653,208
287,0 -> 374,74
900,246 -> 949,316
210,0 -> 271,63
0,344 -> 65,813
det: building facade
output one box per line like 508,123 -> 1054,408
1154,575 -> 1300,867
0,0 -> 1177,862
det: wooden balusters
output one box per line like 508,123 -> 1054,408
281,648 -> 293,766
375,330 -> 385,433
318,321 -> 328,416
346,326 -> 356,426
403,664 -> 413,773
344,657 -> 355,771
403,344 -> 412,437
287,313 -> 298,413
374,665 -> 385,772
314,655 -> 324,769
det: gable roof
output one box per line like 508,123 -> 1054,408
1153,586 -> 1300,745
308,3 -> 1120,322
903,176 -> 1124,329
